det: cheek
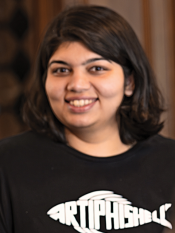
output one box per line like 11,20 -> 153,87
45,78 -> 64,101
96,79 -> 125,98
45,79 -> 64,119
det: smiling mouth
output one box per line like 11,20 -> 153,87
65,99 -> 98,107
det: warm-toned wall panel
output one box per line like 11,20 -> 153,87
31,0 -> 62,52
63,0 -> 88,7
166,0 -> 175,138
149,0 -> 175,138
142,0 -> 153,65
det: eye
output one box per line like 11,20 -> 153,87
90,66 -> 105,72
53,67 -> 69,73
50,67 -> 71,76
89,66 -> 109,75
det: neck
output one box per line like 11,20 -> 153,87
65,124 -> 132,157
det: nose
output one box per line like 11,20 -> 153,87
66,70 -> 91,92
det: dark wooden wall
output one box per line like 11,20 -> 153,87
0,0 -> 63,139
0,0 -> 31,139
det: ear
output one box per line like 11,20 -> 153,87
124,74 -> 135,97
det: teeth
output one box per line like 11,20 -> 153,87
69,99 -> 94,107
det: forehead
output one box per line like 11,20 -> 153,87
49,41 -> 103,64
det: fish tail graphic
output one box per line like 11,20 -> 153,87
152,203 -> 172,229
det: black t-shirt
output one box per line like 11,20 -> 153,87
0,131 -> 175,233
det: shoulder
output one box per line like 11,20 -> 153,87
141,134 -> 175,150
0,131 -> 65,163
137,134 -> 175,157
0,131 -> 49,151
137,134 -> 175,166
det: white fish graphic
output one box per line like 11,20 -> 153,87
47,190 -> 172,233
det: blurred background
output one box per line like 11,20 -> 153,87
0,0 -> 174,140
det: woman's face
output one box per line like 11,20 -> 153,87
45,41 -> 134,132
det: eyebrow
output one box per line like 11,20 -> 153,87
48,57 -> 110,67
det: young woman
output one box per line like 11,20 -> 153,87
0,5 -> 175,233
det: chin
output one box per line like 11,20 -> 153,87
61,115 -> 95,127
68,122 -> 93,129
64,119 -> 97,130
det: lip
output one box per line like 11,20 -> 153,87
65,97 -> 98,113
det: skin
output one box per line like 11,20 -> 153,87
45,42 -> 134,157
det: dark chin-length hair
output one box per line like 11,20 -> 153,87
23,5 -> 164,144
